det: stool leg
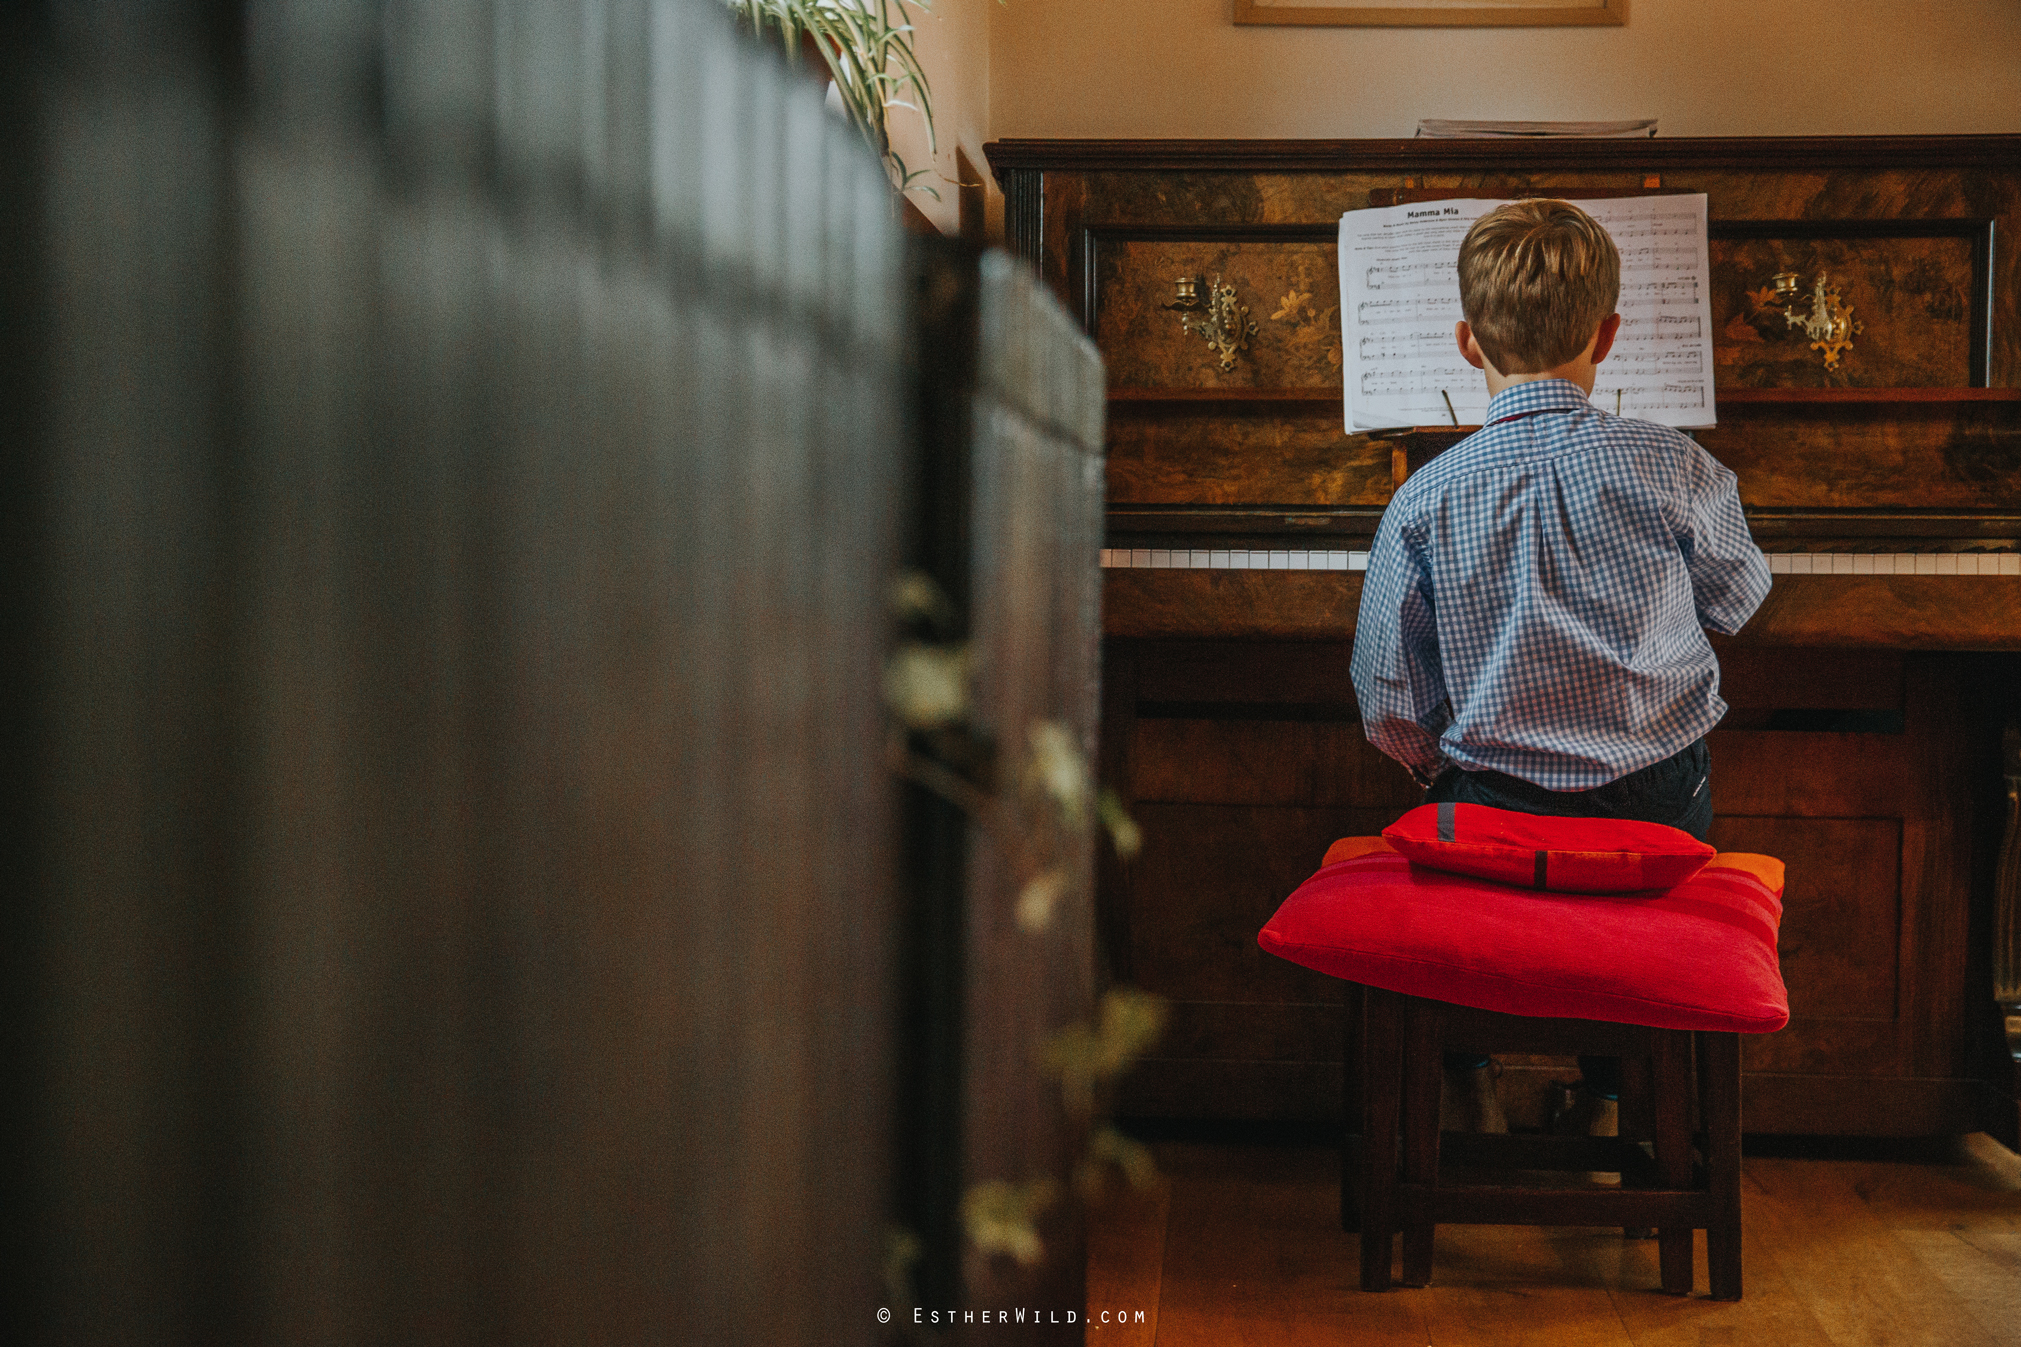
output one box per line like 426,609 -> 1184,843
1341,985 -> 1364,1233
1652,1030 -> 1695,1295
1399,999 -> 1441,1286
1618,1048 -> 1654,1238
1701,1031 -> 1744,1301
1620,1052 -> 1654,1149
1360,987 -> 1404,1291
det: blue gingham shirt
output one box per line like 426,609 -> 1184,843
1352,380 -> 1770,791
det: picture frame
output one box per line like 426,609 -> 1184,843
1233,0 -> 1625,28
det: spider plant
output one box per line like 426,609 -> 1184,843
726,0 -> 937,196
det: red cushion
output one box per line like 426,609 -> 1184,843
1259,839 -> 1788,1033
1382,802 -> 1715,894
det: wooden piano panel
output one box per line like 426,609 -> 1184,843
1095,238 -> 1340,389
1107,406 -> 1388,506
1709,226 -> 1987,388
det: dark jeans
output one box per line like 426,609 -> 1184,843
1433,738 -> 1712,1099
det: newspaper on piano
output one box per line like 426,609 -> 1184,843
1337,194 -> 1718,432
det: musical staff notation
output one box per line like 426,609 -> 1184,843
1365,261 -> 1456,289
1356,296 -> 1462,324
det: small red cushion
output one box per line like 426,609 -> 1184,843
1258,839 -> 1788,1033
1382,802 -> 1715,893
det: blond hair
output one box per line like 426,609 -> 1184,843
1456,199 -> 1620,374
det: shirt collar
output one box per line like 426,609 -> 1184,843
1483,379 -> 1590,426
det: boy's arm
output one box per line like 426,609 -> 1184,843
1351,518 -> 1452,786
1679,448 -> 1771,636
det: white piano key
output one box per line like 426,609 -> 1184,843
1958,554 -> 1981,575
2001,554 -> 2021,576
1130,549 -> 1150,569
1350,551 -> 1370,571
1189,549 -> 1209,568
1210,550 -> 1230,569
1287,550 -> 1307,569
1326,551 -> 1347,571
1229,550 -> 1249,569
1269,550 -> 1289,570
1913,553 -> 1936,575
1934,554 -> 1957,575
1767,554 -> 1789,574
1851,554 -> 1873,574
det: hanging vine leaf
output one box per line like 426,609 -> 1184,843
962,1178 -> 1059,1266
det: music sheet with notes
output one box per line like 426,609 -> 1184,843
1337,195 -> 1716,431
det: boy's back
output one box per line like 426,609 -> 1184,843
1353,377 -> 1769,791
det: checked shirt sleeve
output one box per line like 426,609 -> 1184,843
1675,445 -> 1770,636
1352,513 -> 1451,786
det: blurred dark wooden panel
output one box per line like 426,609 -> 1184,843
944,250 -> 1107,1339
10,4 -> 915,1344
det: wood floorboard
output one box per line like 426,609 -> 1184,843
1412,1226 -> 1638,1346
1829,1134 -> 2021,1231
1597,1227 -> 1841,1346
1084,1176 -> 1169,1344
1146,1144 -> 1431,1345
1089,1137 -> 2021,1346
1682,1156 -> 2003,1347
1891,1230 -> 2021,1347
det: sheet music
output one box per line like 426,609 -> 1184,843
1337,195 -> 1717,431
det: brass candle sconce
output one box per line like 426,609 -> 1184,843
1758,270 -> 1862,370
1163,274 -> 1257,372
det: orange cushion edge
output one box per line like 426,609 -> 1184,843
1323,836 -> 1396,867
1707,852 -> 1785,896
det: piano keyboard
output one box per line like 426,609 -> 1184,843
1100,549 -> 2021,576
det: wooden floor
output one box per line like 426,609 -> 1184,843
1085,1134 -> 2021,1345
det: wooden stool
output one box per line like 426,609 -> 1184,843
1343,984 -> 1744,1299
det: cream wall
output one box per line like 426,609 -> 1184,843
986,0 -> 2021,140
891,0 -> 994,235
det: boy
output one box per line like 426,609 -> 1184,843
1351,198 -> 1771,1131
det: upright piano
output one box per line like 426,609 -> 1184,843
985,136 -> 2021,1139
